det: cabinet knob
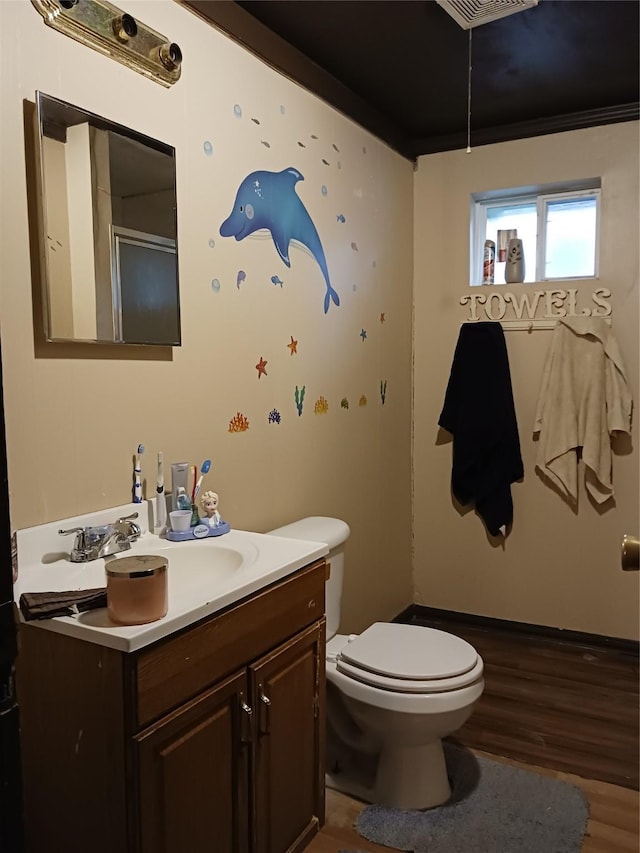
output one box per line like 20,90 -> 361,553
258,685 -> 271,737
307,599 -> 316,609
239,692 -> 253,744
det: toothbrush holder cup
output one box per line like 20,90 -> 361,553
169,510 -> 192,532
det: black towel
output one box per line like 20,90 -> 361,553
19,588 -> 107,621
438,323 -> 523,536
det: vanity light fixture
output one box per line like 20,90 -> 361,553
31,0 -> 182,87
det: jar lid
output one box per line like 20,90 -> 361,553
106,554 -> 168,579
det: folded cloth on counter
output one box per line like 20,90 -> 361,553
19,588 -> 107,621
534,316 -> 632,503
439,322 -> 524,537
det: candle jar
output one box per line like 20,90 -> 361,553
106,554 -> 168,625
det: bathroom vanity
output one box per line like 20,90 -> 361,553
14,507 -> 328,853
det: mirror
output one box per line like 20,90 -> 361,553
35,91 -> 181,345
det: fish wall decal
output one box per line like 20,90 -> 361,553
220,167 -> 340,313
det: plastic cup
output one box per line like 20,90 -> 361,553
169,510 -> 191,532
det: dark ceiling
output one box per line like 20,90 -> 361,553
184,0 -> 640,161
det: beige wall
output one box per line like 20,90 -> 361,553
0,1 -> 414,632
2,2 -> 636,641
413,124 -> 640,640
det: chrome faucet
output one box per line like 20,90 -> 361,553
59,513 -> 142,563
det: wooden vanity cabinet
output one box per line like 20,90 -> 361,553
250,623 -> 326,853
135,669 -> 251,853
17,559 -> 326,853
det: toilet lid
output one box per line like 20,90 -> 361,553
337,623 -> 479,686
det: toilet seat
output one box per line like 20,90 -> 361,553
333,623 -> 482,694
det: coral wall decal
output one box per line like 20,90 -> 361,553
314,396 -> 329,414
359,395 -> 368,407
268,409 -> 281,424
380,381 -> 387,405
229,412 -> 250,432
220,168 -> 340,313
341,398 -> 349,410
295,385 -> 306,416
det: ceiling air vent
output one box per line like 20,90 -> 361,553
436,0 -> 539,29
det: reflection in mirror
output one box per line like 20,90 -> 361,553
35,91 -> 181,345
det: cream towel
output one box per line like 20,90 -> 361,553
534,317 -> 632,503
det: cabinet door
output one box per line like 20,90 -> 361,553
250,620 -> 325,853
135,669 -> 251,853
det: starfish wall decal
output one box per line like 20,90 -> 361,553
256,356 -> 268,378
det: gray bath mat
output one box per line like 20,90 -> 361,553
355,743 -> 589,853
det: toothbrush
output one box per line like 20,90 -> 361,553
192,459 -> 211,505
190,465 -> 198,504
133,444 -> 144,503
155,451 -> 167,533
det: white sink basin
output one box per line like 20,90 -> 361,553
122,538 -> 259,594
15,502 -> 329,653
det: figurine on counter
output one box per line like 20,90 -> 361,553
200,490 -> 221,527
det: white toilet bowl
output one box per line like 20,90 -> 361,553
267,518 -> 485,810
326,625 -> 484,809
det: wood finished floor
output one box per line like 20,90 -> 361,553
307,750 -> 640,853
402,612 -> 639,790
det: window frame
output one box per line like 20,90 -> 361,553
470,181 -> 601,287
535,188 -> 601,282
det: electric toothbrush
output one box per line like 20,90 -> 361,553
155,451 -> 167,533
133,444 -> 144,503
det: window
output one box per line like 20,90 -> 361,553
470,181 -> 601,286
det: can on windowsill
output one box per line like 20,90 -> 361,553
483,239 -> 495,285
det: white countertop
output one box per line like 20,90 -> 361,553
14,502 -> 328,653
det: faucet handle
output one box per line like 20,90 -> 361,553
115,512 -> 141,541
60,526 -> 94,562
59,526 -> 85,536
59,526 -> 88,552
117,513 -> 139,523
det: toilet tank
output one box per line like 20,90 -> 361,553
266,517 -> 350,640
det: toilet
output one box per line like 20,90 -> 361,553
267,516 -> 484,810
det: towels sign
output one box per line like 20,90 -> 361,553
460,287 -> 612,324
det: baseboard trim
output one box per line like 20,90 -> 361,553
395,604 -> 640,655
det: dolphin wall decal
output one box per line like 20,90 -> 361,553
220,167 -> 340,313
